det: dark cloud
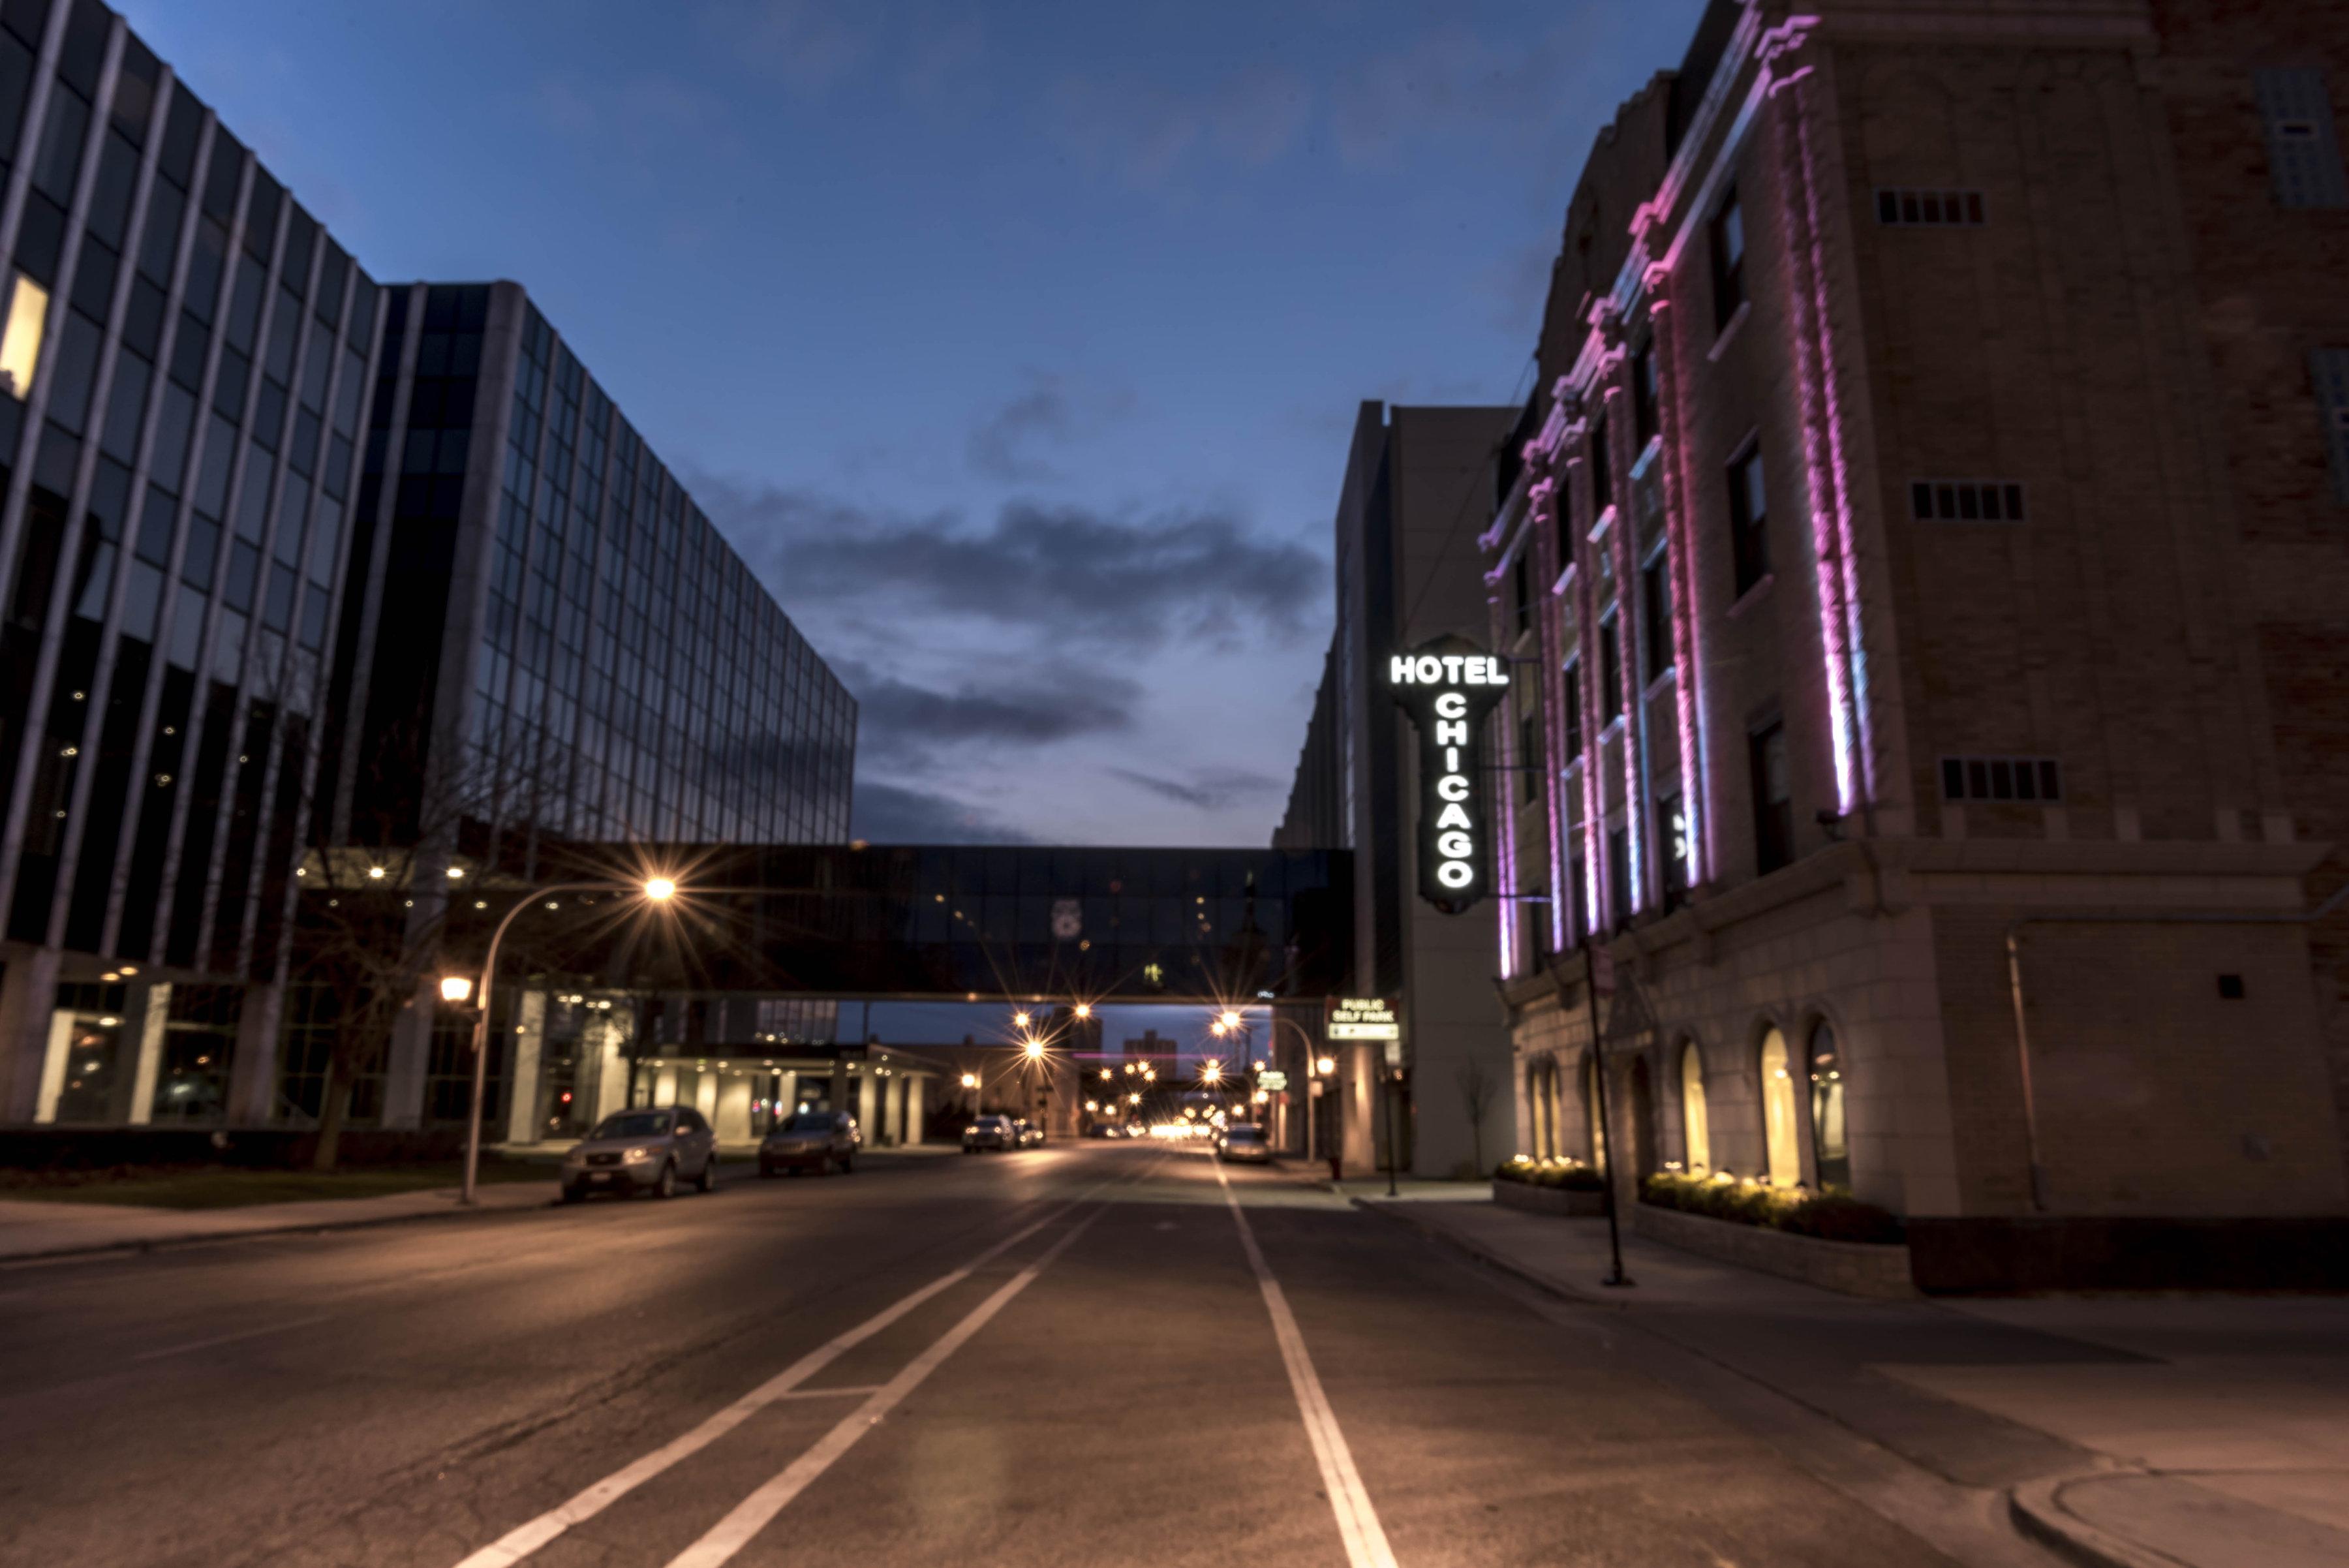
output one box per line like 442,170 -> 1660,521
851,779 -> 1032,844
696,478 -> 1325,653
1107,765 -> 1282,813
967,376 -> 1073,482
835,658 -> 1137,760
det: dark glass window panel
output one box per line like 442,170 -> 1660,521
416,331 -> 448,376
168,314 -> 209,390
306,498 -> 338,581
1641,555 -> 1674,683
437,428 -> 470,475
1711,187 -> 1745,328
1923,192 -> 1942,224
1980,485 -> 2003,521
1989,759 -> 2014,799
225,258 -> 264,352
86,131 -> 138,247
1966,759 -> 1989,799
13,191 -> 63,284
314,243 -> 346,324
1728,447 -> 1769,594
181,513 -> 217,590
1942,758 -> 1965,799
242,172 -> 279,259
275,475 -> 308,560
253,378 -> 284,448
1911,481 -> 1931,519
134,482 -> 176,564
56,0 -> 104,92
298,582 -> 328,649
1958,484 -> 1979,520
234,448 -> 271,539
264,287 -> 298,380
122,275 -> 164,359
112,35 -> 159,143
1599,616 -> 1622,718
0,29 -> 31,169
100,348 -> 149,463
2040,760 -> 2061,799
138,178 -> 183,284
0,0 -> 43,51
211,348 -> 249,420
31,417 -> 75,497
1563,661 -> 1583,760
87,454 -> 127,540
1877,189 -> 1898,223
157,85 -> 202,187
1933,483 -> 1955,519
347,278 -> 377,349
2004,484 -> 2025,519
1589,408 -> 1612,513
324,433 -> 350,497
1750,722 -> 1792,874
149,382 -> 194,490
202,129 -> 243,219
184,218 -> 227,320
2014,760 -> 2038,801
45,309 -> 102,433
298,335 -> 328,410
60,219 -> 116,326
288,407 -> 318,474
194,413 -> 236,517
1633,343 -> 1659,448
32,82 -> 89,204
281,208 -> 314,294
119,558 -> 160,639
223,540 -> 258,611
1901,192 -> 1921,223
262,561 -> 294,631
402,427 -> 435,474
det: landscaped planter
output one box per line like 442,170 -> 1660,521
1635,1201 -> 1916,1299
1492,1180 -> 1606,1218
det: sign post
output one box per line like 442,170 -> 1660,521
1586,945 -> 1633,1289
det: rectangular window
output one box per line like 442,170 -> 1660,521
1606,825 -> 1632,929
1633,340 -> 1660,450
1749,720 -> 1793,874
1640,553 -> 1674,684
1657,789 -> 1690,910
1569,853 -> 1589,943
1519,710 -> 1541,801
1710,186 -> 1745,330
1873,187 -> 1987,226
2311,348 -> 2349,503
1909,478 -> 2026,522
1939,755 -> 2061,803
2254,67 -> 2349,209
1512,550 -> 1531,636
0,271 -> 48,399
1562,660 -> 1584,761
1588,407 -> 1613,517
1728,443 -> 1769,597
1599,614 -> 1622,720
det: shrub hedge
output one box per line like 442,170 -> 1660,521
1493,1155 -> 1606,1193
1641,1169 -> 1903,1244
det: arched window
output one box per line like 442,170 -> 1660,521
1808,1021 -> 1849,1190
1680,1040 -> 1712,1173
1527,1059 -> 1552,1158
1584,1053 -> 1608,1171
1759,1027 -> 1800,1186
1545,1058 -> 1567,1159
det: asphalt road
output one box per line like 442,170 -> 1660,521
0,1143 -> 1970,1568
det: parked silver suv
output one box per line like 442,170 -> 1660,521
561,1107 -> 718,1200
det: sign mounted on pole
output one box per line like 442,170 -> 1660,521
1327,997 -> 1400,1041
1389,636 -> 1509,914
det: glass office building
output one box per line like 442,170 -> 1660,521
0,2 -> 854,1131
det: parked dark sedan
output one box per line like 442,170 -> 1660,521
759,1110 -> 860,1176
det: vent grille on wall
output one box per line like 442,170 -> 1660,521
1941,756 -> 2061,803
1875,189 -> 1985,226
1911,480 -> 2025,522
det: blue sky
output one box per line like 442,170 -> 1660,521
124,0 -> 1708,853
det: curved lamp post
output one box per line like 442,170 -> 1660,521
450,875 -> 677,1205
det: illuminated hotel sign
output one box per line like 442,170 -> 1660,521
1390,638 -> 1507,914
1327,997 -> 1400,1041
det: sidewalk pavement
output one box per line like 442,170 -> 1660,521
0,1178 -> 557,1263
1363,1192 -> 2349,1568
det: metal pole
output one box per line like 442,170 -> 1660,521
1586,946 -> 1632,1287
1381,1045 -> 1400,1198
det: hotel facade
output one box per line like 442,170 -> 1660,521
1482,0 -> 2349,1268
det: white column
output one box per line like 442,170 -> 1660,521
589,1020 -> 626,1122
226,981 -> 285,1126
0,944 -> 63,1123
716,1073 -> 752,1142
654,1065 -> 677,1105
124,983 -> 171,1125
906,1075 -> 927,1145
505,990 -> 547,1144
779,1069 -> 800,1114
378,977 -> 436,1129
857,1069 -> 878,1139
33,1009 -> 77,1124
694,1069 -> 718,1120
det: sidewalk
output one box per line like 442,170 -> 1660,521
1364,1193 -> 2349,1568
0,1178 -> 557,1263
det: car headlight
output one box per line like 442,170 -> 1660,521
622,1145 -> 656,1163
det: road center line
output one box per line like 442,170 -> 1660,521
660,1204 -> 1107,1568
1214,1160 -> 1399,1568
448,1196 -> 1085,1568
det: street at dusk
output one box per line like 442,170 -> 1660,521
6,0 -> 2349,1563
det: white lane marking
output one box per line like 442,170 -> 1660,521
661,1207 -> 1105,1568
131,1314 -> 336,1361
449,1201 -> 1080,1568
1215,1160 -> 1399,1568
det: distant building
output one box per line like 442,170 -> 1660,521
1481,0 -> 2349,1281
1278,403 -> 1521,1178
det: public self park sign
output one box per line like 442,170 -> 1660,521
1389,638 -> 1508,914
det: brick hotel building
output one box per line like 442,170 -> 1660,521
1482,0 -> 2349,1275
0,0 -> 852,1134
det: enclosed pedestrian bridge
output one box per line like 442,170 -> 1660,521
464,843 -> 1355,1006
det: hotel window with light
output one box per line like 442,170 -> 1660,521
0,272 -> 50,399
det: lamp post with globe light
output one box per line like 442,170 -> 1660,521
447,874 -> 678,1205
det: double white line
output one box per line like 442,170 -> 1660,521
453,1189 -> 1109,1568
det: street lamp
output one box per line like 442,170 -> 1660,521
439,975 -> 474,1005
1072,1003 -> 1092,1020
458,874 -> 680,1205
1022,1038 -> 1045,1060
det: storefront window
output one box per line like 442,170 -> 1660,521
1809,1021 -> 1849,1190
1760,1027 -> 1800,1186
1680,1040 -> 1710,1173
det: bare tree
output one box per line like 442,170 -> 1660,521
1456,1057 -> 1497,1176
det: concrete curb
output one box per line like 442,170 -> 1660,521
2006,1477 -> 2181,1568
0,1190 -> 562,1266
1350,1194 -> 1607,1305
